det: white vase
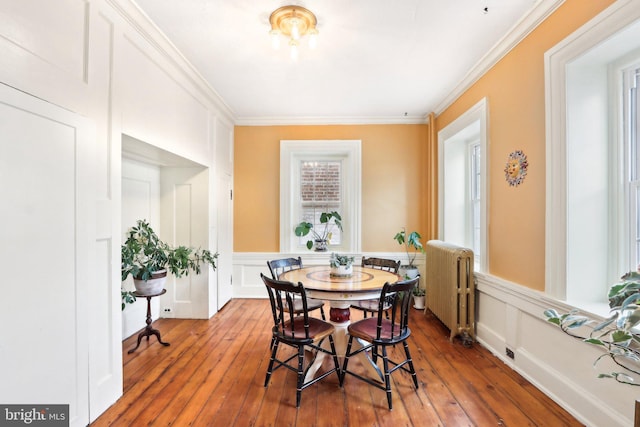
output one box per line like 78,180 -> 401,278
401,266 -> 419,279
413,295 -> 425,309
330,264 -> 353,277
133,269 -> 167,296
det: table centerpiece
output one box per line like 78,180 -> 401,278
330,252 -> 354,278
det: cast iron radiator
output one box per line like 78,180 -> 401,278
425,240 -> 475,345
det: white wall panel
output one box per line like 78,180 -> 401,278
0,0 -> 89,112
121,157 -> 161,338
0,0 -> 235,423
215,116 -> 234,175
87,5 -> 122,419
161,167 -> 210,319
0,83 -> 93,427
477,292 -> 506,338
89,237 -> 120,417
119,34 -> 210,165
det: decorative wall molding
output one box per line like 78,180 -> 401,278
106,0 -> 235,123
474,272 -> 630,427
234,114 -> 430,126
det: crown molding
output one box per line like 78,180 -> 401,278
234,114 -> 430,126
107,0 -> 562,127
434,0 -> 566,115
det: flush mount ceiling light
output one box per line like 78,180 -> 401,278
269,5 -> 318,61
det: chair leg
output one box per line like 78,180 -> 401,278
320,306 -> 326,320
296,345 -> 305,408
340,336 -> 355,386
403,341 -> 419,389
327,334 -> 341,383
265,339 -> 279,387
382,346 -> 393,410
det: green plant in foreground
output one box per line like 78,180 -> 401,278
544,271 -> 640,386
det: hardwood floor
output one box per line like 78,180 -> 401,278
92,299 -> 582,426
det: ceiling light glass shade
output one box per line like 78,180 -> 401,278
308,28 -> 318,49
291,19 -> 300,40
289,39 -> 299,61
269,5 -> 318,59
270,29 -> 281,49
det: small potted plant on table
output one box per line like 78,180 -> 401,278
329,252 -> 355,277
121,219 -> 218,309
393,228 -> 425,279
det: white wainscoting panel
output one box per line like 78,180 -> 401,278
475,273 -> 632,427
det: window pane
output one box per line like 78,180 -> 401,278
299,160 -> 342,246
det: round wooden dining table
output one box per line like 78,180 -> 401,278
280,265 -> 401,382
280,265 -> 401,323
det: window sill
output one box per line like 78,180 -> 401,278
564,300 -> 610,321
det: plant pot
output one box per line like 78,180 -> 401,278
314,239 -> 328,252
400,266 -> 419,279
133,269 -> 168,296
330,264 -> 353,278
413,295 -> 425,309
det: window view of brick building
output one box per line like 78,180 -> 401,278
300,160 -> 342,245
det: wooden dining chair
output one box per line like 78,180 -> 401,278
340,276 -> 420,410
267,257 -> 326,320
350,257 -> 401,318
261,273 -> 341,408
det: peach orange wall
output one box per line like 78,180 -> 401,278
436,0 -> 615,291
234,124 -> 429,253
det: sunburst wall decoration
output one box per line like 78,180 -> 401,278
504,150 -> 528,187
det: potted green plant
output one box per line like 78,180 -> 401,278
121,219 -> 218,308
294,211 -> 342,251
544,271 -> 640,386
412,285 -> 426,309
393,228 -> 425,279
329,252 -> 354,277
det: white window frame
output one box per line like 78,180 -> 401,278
624,65 -> 640,271
545,0 -> 640,304
280,140 -> 361,254
438,97 -> 489,272
469,141 -> 482,258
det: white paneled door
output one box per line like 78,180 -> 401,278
0,83 -> 94,426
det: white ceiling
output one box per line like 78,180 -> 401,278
134,0 -> 553,125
